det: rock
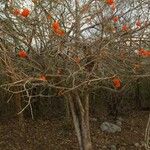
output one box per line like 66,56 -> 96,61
134,142 -> 140,147
100,122 -> 121,133
117,117 -> 124,122
102,145 -> 107,149
119,146 -> 126,150
110,145 -> 117,150
140,141 -> 145,147
122,143 -> 127,146
116,117 -> 123,126
129,146 -> 135,149
116,120 -> 122,126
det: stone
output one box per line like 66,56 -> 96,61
119,146 -> 126,150
116,120 -> 122,126
110,145 -> 117,150
117,117 -> 124,122
117,117 -> 123,122
122,143 -> 127,146
140,141 -> 145,147
102,145 -> 107,149
134,142 -> 140,147
100,122 -> 121,133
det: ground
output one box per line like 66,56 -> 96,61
0,111 -> 149,150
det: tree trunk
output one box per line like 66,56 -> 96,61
65,97 -> 71,121
14,90 -> 24,129
68,92 -> 92,150
135,78 -> 141,110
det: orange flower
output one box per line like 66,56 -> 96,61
47,15 -> 51,20
122,24 -> 128,31
136,20 -> 141,28
52,21 -> 60,31
55,29 -> 65,36
145,51 -> 150,57
21,8 -> 30,17
138,48 -> 150,57
39,75 -> 46,81
106,0 -> 114,5
113,16 -> 119,23
111,3 -> 116,11
18,50 -> 28,58
13,8 -> 20,16
113,78 -> 121,89
138,48 -> 145,56
52,21 -> 65,36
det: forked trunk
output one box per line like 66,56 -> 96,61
68,92 -> 92,150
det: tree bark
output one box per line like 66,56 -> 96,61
68,92 -> 92,150
15,91 -> 24,126
135,78 -> 141,110
11,80 -> 24,130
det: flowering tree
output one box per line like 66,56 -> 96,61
0,0 -> 150,149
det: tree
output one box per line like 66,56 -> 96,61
0,0 -> 150,149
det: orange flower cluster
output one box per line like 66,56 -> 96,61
52,21 -> 65,36
47,15 -> 51,20
138,48 -> 150,57
106,0 -> 116,11
136,20 -> 141,28
122,24 -> 128,31
13,8 -> 30,18
39,75 -> 47,81
113,78 -> 121,89
111,3 -> 116,11
113,16 -> 119,23
21,8 -> 30,17
18,50 -> 28,58
106,0 -> 114,5
13,8 -> 20,16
